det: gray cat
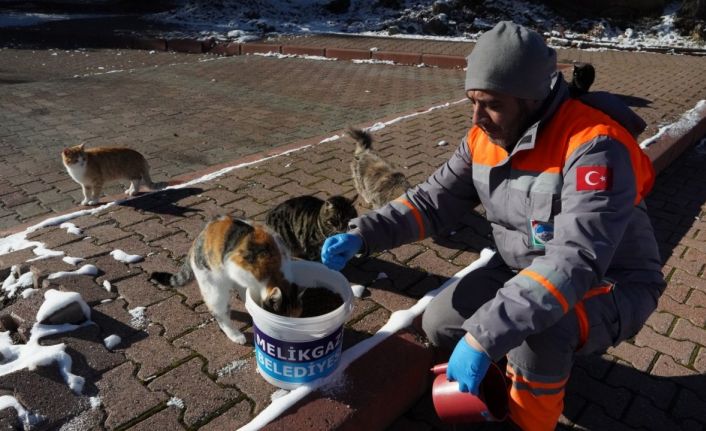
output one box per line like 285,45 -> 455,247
348,128 -> 411,209
265,195 -> 358,261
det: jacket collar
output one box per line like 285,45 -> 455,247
510,72 -> 570,156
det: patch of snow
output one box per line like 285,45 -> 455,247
21,288 -> 37,299
109,249 -> 143,264
351,59 -> 395,65
47,264 -> 99,280
0,395 -> 43,430
128,307 -> 148,329
2,266 -> 34,298
350,284 -> 366,298
102,280 -> 112,292
103,334 -> 121,350
59,222 -> 82,236
217,359 -> 249,377
62,256 -> 85,266
27,244 -> 64,262
0,323 -> 87,394
89,396 -> 101,409
36,289 -> 91,323
167,397 -> 184,409
640,100 -> 706,149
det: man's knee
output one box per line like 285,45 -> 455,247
421,298 -> 461,350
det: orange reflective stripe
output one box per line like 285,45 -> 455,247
519,269 -> 569,314
574,301 -> 589,351
395,198 -> 425,240
506,364 -> 569,391
583,284 -> 612,300
505,364 -> 567,431
575,282 -> 613,351
507,99 -> 654,205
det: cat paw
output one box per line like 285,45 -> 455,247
126,190 -> 138,197
227,332 -> 247,345
80,199 -> 89,205
86,199 -> 99,206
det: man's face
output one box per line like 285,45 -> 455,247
467,89 -> 535,150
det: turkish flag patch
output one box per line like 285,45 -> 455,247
576,166 -> 612,191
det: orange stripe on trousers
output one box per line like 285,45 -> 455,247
506,364 -> 566,431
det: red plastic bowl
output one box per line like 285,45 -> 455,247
431,362 -> 509,423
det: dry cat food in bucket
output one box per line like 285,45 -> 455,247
299,287 -> 344,317
245,261 -> 353,389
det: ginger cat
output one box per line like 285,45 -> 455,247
152,216 -> 303,344
61,143 -> 165,205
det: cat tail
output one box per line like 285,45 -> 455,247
347,127 -> 372,155
150,260 -> 194,287
140,161 -> 168,191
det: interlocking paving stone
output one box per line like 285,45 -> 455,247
111,273 -> 174,308
607,342 -> 659,373
196,400 -> 251,431
0,367 -> 89,431
216,356 -> 278,415
148,357 -> 240,427
172,321 -> 252,375
124,324 -> 192,381
146,295 -> 210,340
96,361 -> 168,430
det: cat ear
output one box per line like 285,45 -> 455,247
78,143 -> 85,151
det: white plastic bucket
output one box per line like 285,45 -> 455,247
245,260 -> 353,389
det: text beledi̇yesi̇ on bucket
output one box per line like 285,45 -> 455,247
245,260 -> 353,389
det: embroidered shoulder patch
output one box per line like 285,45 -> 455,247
529,219 -> 554,249
576,166 -> 612,191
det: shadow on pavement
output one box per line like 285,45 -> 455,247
118,186 -> 204,218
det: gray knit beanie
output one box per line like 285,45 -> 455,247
465,21 -> 556,100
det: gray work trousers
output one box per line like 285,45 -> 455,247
421,253 -> 663,383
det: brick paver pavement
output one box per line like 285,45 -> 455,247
0,31 -> 705,431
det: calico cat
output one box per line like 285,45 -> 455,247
348,128 -> 411,209
152,216 -> 302,344
61,143 -> 165,206
265,195 -> 358,261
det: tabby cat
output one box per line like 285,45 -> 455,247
265,195 -> 358,261
348,128 -> 411,209
61,143 -> 165,206
152,216 -> 302,344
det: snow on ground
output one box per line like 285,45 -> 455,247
0,290 -> 92,398
147,0 -> 706,51
0,0 -> 704,51
109,249 -> 143,264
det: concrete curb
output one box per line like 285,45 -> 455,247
643,108 -> 706,174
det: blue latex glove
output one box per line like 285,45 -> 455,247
321,233 -> 362,271
446,336 -> 492,395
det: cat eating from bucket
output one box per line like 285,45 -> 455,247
151,216 -> 303,344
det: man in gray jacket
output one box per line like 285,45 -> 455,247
321,21 -> 665,430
